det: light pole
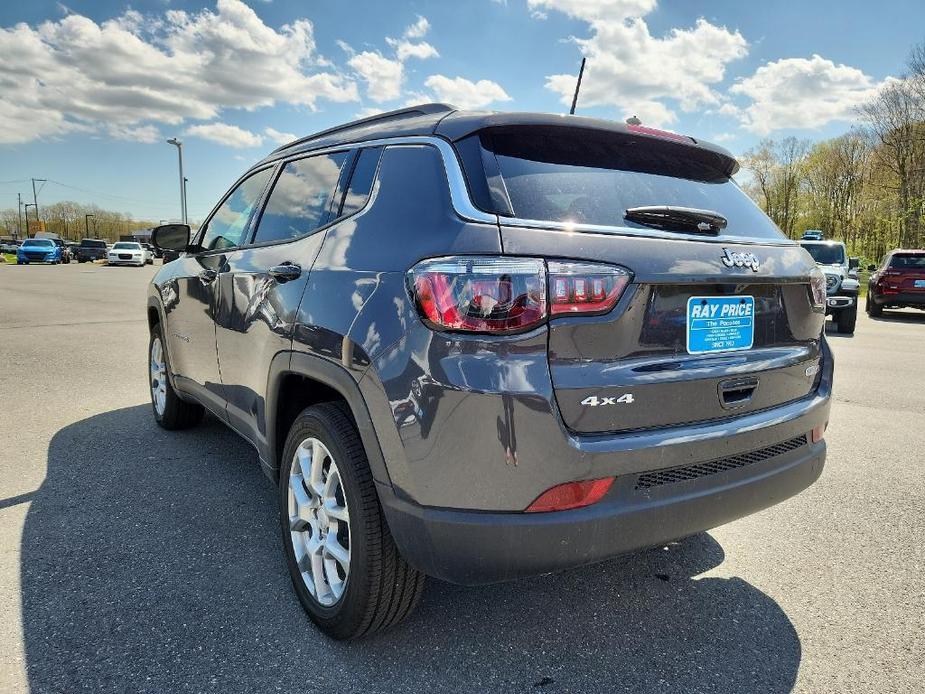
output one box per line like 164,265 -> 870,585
166,138 -> 187,224
31,178 -> 46,225
24,204 -> 36,236
85,214 -> 95,236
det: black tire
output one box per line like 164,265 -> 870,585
836,306 -> 857,334
148,325 -> 203,430
866,293 -> 882,317
279,403 -> 424,640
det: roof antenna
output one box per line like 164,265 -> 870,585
569,57 -> 586,115
625,115 -> 642,125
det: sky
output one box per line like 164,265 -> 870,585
1,0 -> 923,224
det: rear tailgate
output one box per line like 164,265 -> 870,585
460,122 -> 825,434
502,229 -> 823,433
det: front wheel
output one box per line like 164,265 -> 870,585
836,306 -> 857,334
280,403 -> 424,640
149,326 -> 203,429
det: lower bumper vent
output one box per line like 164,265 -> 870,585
635,436 -> 807,490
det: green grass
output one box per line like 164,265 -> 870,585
1,253 -> 16,264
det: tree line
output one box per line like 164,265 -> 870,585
739,43 -> 925,264
0,200 -> 158,242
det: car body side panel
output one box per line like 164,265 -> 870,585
214,236 -> 323,448
288,144 -> 503,486
150,252 -> 227,416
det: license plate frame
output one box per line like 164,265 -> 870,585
686,295 -> 755,355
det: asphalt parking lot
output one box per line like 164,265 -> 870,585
1,261 -> 923,693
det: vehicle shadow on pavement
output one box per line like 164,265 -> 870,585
22,405 -> 801,694
867,310 -> 925,324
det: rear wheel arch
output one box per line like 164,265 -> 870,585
265,352 -> 391,488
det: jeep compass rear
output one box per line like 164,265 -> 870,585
147,105 -> 831,640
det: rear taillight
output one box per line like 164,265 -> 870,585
408,256 -> 631,334
809,267 -> 827,309
409,256 -> 547,334
548,261 -> 631,315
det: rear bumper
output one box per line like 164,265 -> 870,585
381,438 -> 824,585
871,291 -> 925,307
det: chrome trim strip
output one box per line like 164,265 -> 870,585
267,135 -> 500,226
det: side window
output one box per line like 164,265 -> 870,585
200,168 -> 273,251
252,151 -> 349,245
339,147 -> 382,218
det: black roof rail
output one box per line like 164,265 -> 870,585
270,103 -> 458,154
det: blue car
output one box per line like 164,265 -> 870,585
17,238 -> 63,264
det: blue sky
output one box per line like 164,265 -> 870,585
1,0 -> 923,223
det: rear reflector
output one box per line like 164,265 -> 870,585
811,424 -> 826,443
525,478 -> 614,513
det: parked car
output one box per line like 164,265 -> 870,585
76,238 -> 108,263
866,249 -> 925,316
16,237 -> 62,264
798,239 -> 859,333
801,230 -> 825,241
147,104 -> 831,639
107,241 -> 147,266
50,238 -> 72,264
0,240 -> 21,254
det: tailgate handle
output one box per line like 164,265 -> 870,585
718,376 -> 759,409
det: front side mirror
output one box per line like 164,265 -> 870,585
152,224 -> 191,252
867,264 -> 877,272
848,257 -> 860,270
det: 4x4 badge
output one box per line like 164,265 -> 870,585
721,248 -> 760,272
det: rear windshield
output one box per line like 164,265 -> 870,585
81,240 -> 106,248
483,129 -> 784,240
800,243 -> 846,265
23,239 -> 53,247
889,253 -> 925,269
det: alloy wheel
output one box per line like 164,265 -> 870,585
150,336 -> 167,416
288,437 -> 351,607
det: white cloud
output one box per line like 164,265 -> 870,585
108,123 -> 162,143
349,51 -> 405,102
264,126 -> 297,145
424,75 -> 512,109
350,15 -> 438,103
391,39 -> 439,61
404,15 -> 430,39
729,55 -> 894,134
186,122 -> 264,148
533,1 -> 747,127
0,0 -> 358,145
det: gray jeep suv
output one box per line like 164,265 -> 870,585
147,104 -> 832,639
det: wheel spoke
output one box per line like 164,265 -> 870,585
324,535 -> 350,569
324,499 -> 349,523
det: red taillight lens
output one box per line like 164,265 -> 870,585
525,478 -> 615,513
408,257 -> 632,333
548,261 -> 631,315
409,256 -> 547,334
626,124 -> 694,143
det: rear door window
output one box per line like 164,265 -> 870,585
252,151 -> 349,245
481,128 -> 785,240
338,147 -> 382,218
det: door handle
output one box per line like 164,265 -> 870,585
268,263 -> 302,283
718,376 -> 759,409
198,268 -> 217,284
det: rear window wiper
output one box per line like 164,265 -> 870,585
624,206 -> 727,234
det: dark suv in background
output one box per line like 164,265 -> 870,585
148,104 -> 832,639
76,238 -> 108,263
866,249 -> 925,315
